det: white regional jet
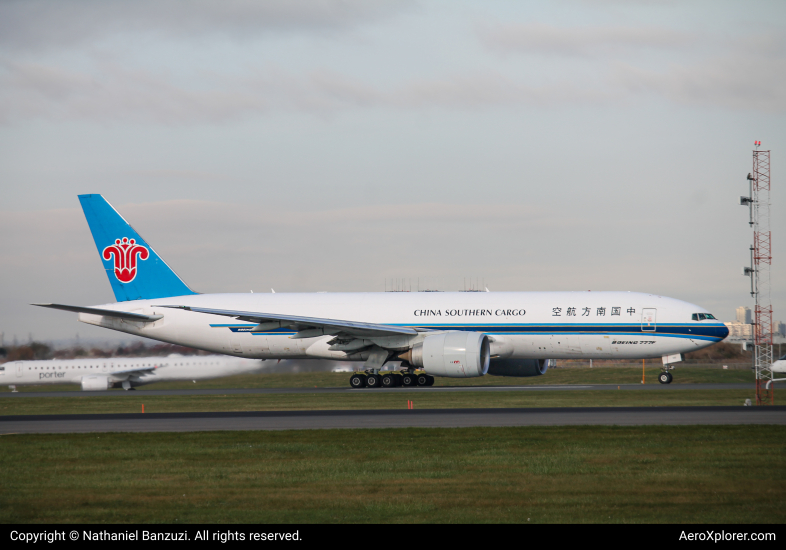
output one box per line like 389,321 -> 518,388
2,355 -> 266,392
772,354 -> 786,376
34,195 -> 729,388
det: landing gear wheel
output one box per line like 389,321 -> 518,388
401,374 -> 416,387
425,375 -> 435,386
666,372 -> 673,384
416,374 -> 430,386
381,374 -> 397,388
366,374 -> 382,388
658,372 -> 672,384
350,374 -> 366,388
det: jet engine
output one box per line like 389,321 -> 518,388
81,375 -> 111,391
487,358 -> 552,377
401,331 -> 490,378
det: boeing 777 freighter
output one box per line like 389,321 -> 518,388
34,195 -> 729,388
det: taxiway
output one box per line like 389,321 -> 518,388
1,405 -> 783,434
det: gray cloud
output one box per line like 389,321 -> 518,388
0,60 -> 267,124
0,59 -> 613,124
3,50 -> 783,126
0,0 -> 406,51
476,22 -> 786,112
478,23 -> 693,56
611,55 -> 786,112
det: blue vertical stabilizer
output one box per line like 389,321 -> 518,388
78,194 -> 198,302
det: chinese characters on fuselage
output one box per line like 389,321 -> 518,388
553,307 -> 636,317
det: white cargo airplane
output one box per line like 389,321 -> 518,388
34,195 -> 729,388
2,355 -> 266,392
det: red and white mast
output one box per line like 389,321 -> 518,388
742,141 -> 774,405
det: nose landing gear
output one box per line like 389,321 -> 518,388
658,366 -> 674,384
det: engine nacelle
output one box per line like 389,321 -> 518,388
405,331 -> 490,378
487,358 -> 553,377
81,375 -> 111,391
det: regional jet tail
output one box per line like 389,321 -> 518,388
2,355 -> 266,392
34,194 -> 729,388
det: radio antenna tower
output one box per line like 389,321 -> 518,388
741,141 -> 774,405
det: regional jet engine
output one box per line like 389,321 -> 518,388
400,331 -> 490,378
81,375 -> 111,391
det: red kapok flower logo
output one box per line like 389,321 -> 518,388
102,237 -> 149,283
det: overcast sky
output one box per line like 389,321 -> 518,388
1,0 -> 784,343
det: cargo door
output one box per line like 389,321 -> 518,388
229,333 -> 244,354
641,308 -> 657,332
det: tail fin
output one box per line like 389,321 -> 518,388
79,194 -> 197,302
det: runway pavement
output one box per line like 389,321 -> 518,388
0,383 -> 754,398
1,406 -> 783,434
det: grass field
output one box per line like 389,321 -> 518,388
0,389 -> 764,416
1,425 -> 783,523
0,366 -> 754,394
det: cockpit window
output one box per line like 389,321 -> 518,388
692,313 -> 717,321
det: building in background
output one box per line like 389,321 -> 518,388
725,311 -> 784,344
726,306 -> 754,342
725,322 -> 753,341
736,306 -> 752,324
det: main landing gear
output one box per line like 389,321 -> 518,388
658,366 -> 674,384
349,370 -> 434,388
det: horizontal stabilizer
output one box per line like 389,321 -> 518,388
32,303 -> 163,322
159,305 -> 417,338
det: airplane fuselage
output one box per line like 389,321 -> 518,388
75,290 -> 727,362
2,355 -> 266,389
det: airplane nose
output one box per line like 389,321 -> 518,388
719,324 -> 730,340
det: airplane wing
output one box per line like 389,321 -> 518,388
159,305 -> 418,338
109,366 -> 158,376
32,303 -> 163,322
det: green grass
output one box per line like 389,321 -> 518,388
0,389 -> 765,416
1,426 -> 783,523
0,366 -> 753,394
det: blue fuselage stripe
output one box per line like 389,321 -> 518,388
209,323 -> 727,341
